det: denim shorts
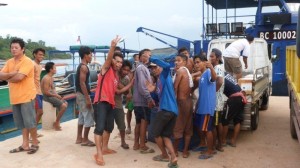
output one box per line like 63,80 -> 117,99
134,106 -> 151,124
12,100 -> 36,129
93,101 -> 114,135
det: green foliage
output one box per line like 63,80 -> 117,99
0,35 -> 71,60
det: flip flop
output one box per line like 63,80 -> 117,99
93,154 -> 105,166
121,143 -> 129,149
168,162 -> 179,168
27,145 -> 39,154
140,148 -> 155,154
152,155 -> 169,162
81,141 -> 96,147
9,146 -> 29,153
37,134 -> 43,138
198,154 -> 213,160
192,146 -> 207,152
216,147 -> 224,152
200,150 -> 217,155
227,142 -> 237,147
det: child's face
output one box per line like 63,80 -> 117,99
174,56 -> 186,70
194,58 -> 206,72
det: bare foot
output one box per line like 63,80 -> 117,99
53,123 -> 62,131
102,149 -> 117,155
170,156 -> 178,165
182,151 -> 190,158
75,138 -> 82,144
133,144 -> 140,150
94,154 -> 105,166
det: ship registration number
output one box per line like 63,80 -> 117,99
259,30 -> 296,40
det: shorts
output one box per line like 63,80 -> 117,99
113,108 -> 126,131
213,111 -> 222,126
126,101 -> 134,111
194,114 -> 213,132
134,106 -> 151,124
93,101 -> 114,135
12,100 -> 36,129
221,96 -> 244,126
76,92 -> 93,113
43,95 -> 64,108
152,110 -> 176,138
35,94 -> 43,109
224,57 -> 242,74
77,92 -> 94,127
173,98 -> 193,139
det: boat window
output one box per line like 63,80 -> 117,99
261,0 -> 282,13
286,3 -> 300,12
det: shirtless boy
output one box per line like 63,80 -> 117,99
178,47 -> 194,73
173,53 -> 193,158
41,62 -> 68,131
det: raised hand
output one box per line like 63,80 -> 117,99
111,35 -> 122,47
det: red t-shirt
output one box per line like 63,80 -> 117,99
93,67 -> 118,108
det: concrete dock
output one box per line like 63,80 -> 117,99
1,96 -> 300,168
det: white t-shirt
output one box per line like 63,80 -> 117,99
223,39 -> 250,59
214,64 -> 225,111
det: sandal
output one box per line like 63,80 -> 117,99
168,162 -> 179,168
121,143 -> 129,149
9,146 -> 29,153
81,141 -> 96,147
198,153 -> 213,160
27,145 -> 39,154
140,148 -> 155,154
152,155 -> 169,162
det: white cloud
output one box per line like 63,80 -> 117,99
0,0 -> 204,50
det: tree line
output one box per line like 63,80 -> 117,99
0,35 -> 71,60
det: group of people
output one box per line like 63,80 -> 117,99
0,38 -> 69,154
0,34 -> 253,167
90,35 -> 253,167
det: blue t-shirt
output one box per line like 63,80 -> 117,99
150,58 -> 178,115
223,73 -> 242,97
197,69 -> 216,116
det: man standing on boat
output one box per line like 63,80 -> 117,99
75,46 -> 95,146
93,36 -> 133,166
0,38 -> 39,154
33,48 -> 45,138
222,34 -> 254,80
41,62 -> 68,131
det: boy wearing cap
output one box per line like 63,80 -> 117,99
209,48 -> 225,152
193,55 -> 217,159
146,58 -> 178,167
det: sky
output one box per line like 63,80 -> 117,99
0,0 -> 205,51
0,0 -> 257,51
